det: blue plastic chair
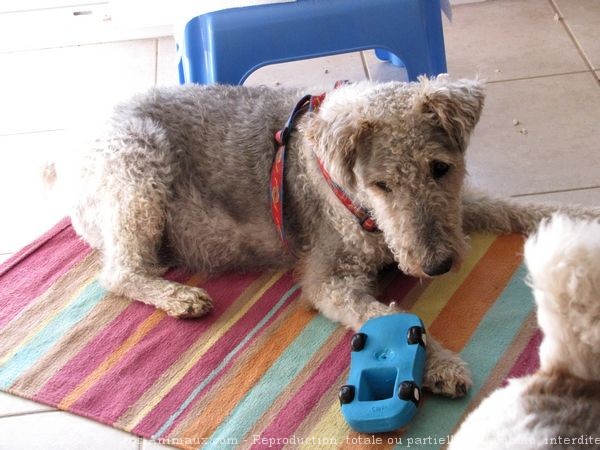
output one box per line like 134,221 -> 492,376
176,0 -> 447,85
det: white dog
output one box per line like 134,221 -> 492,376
449,215 -> 600,450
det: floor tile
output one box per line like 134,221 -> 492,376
0,391 -> 54,416
0,411 -> 140,450
244,52 -> 368,90
555,0 -> 600,69
0,131 -> 70,253
0,40 -> 156,135
0,254 -> 13,265
465,72 -> 600,197
512,187 -> 600,207
444,0 -> 588,81
362,51 -> 409,83
156,37 -> 178,86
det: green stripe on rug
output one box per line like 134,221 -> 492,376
204,314 -> 338,450
397,265 -> 533,449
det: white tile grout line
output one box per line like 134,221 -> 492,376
511,185 -> 600,199
0,409 -> 57,419
359,51 -> 372,81
0,128 -> 65,138
358,59 -> 589,88
0,253 -> 14,262
485,69 -> 591,85
0,2 -> 109,16
547,0 -> 600,85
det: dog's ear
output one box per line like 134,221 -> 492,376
415,75 -> 485,152
302,109 -> 375,187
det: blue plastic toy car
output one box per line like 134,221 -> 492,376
339,313 -> 427,433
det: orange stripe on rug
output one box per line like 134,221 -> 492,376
428,233 -> 524,352
178,304 -> 315,440
410,233 -> 496,325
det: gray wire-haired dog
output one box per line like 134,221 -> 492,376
56,76 -> 598,398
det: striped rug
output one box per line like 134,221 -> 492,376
0,218 -> 541,449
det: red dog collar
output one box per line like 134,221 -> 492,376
315,159 -> 379,233
270,84 -> 380,249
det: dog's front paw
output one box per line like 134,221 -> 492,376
164,286 -> 213,318
423,347 -> 472,398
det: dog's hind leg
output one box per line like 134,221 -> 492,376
462,189 -> 600,235
86,120 -> 213,318
97,179 -> 213,318
300,251 -> 471,398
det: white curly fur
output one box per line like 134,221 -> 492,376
526,215 -> 600,381
449,215 -> 600,450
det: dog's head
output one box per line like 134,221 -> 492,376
304,75 -> 485,277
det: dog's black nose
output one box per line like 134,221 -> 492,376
423,257 -> 453,277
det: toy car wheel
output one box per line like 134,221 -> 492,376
339,385 -> 355,405
351,333 -> 367,351
407,326 -> 426,348
398,381 -> 420,406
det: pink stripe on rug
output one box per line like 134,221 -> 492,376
503,329 -> 542,385
250,330 -> 352,449
133,272 -> 296,437
69,271 -> 260,424
0,220 -> 91,328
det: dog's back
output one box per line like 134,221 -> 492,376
450,216 -> 600,449
69,84 -> 306,271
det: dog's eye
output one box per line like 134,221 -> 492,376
430,161 -> 450,180
374,181 -> 392,193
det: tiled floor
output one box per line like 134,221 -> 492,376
0,0 -> 599,448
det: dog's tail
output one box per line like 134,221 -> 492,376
525,214 -> 600,381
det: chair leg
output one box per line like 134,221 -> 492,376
374,49 -> 406,68
375,48 -> 390,62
